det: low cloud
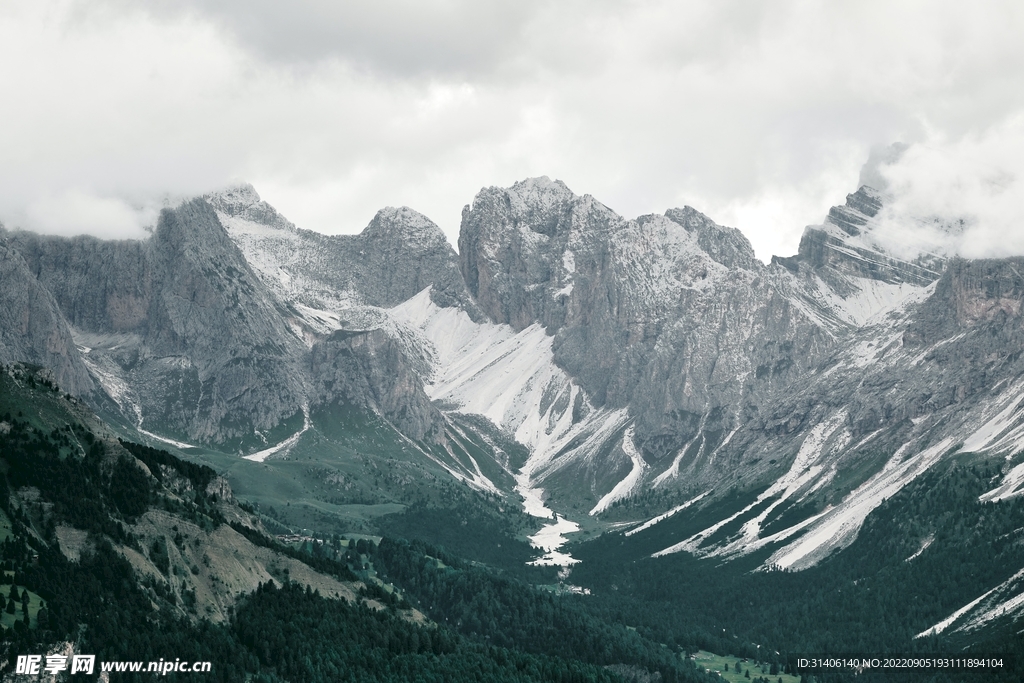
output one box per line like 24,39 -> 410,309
870,119 -> 1024,260
16,190 -> 157,240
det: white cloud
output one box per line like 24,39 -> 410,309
0,0 -> 1022,261
20,190 -> 156,240
871,117 -> 1024,259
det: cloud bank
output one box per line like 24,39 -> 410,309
0,1 -> 1022,261
870,118 -> 1024,260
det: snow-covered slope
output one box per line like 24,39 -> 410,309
627,254 -> 1024,572
390,287 -> 635,515
916,566 -> 1024,638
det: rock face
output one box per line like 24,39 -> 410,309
2,199 -> 445,452
0,234 -> 94,396
211,184 -> 478,313
907,257 -> 1024,340
684,253 -> 1024,570
310,328 -> 444,442
8,201 -> 307,447
452,176 -> 1024,570
457,177 -> 831,459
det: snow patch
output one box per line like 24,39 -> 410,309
980,460 -> 1024,502
793,274 -> 934,331
81,355 -> 135,416
517,483 -> 554,519
915,568 -> 1024,638
590,426 -> 647,515
653,412 -> 848,559
390,288 -> 610,467
136,426 -> 196,450
958,569 -> 1024,632
562,250 -> 575,274
244,404 -> 310,462
904,534 -> 934,562
527,515 -> 581,566
835,278 -> 933,327
961,380 -> 1024,455
390,287 -> 619,564
625,491 -> 711,537
766,436 -> 955,570
442,422 -> 501,494
652,413 -> 709,487
517,476 -> 581,566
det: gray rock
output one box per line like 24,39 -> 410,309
8,201 -> 307,448
3,199 -> 446,452
7,172 -> 1024,572
0,233 -> 94,396
208,184 -> 479,314
458,177 -> 830,459
772,186 -> 942,288
310,328 -> 444,443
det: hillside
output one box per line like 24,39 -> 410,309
0,363 -> 724,682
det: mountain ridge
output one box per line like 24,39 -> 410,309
1,175 -> 1022,593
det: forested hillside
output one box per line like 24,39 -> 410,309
0,364 -> 715,682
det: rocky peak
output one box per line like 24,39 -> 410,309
205,183 -> 261,211
664,207 -> 761,271
459,177 -> 623,330
504,177 -> 576,237
772,185 -> 941,288
351,206 -> 473,310
154,199 -> 255,264
206,185 -> 477,314
825,186 -> 884,237
6,200 -> 307,449
204,184 -> 296,231
458,178 -> 829,436
361,206 -> 448,246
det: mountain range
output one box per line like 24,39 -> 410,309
2,168 -> 1023,659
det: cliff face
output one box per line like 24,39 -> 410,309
310,328 -> 444,443
2,198 -> 447,452
8,201 -> 307,448
210,184 -> 478,314
909,257 -> 1024,337
0,235 -> 94,396
457,178 -> 831,460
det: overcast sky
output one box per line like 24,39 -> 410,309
2,1 -> 1023,260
